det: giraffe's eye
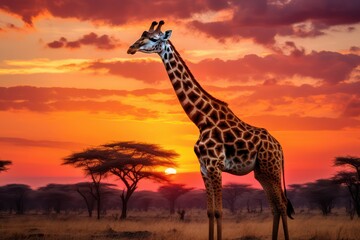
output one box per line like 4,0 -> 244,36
149,38 -> 158,42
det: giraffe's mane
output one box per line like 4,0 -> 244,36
168,41 -> 229,107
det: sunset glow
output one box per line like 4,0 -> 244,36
165,168 -> 177,175
0,1 -> 359,191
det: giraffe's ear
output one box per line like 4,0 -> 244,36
162,30 -> 172,40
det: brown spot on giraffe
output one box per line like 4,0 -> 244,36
127,20 -> 294,240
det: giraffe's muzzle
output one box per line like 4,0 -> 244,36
127,46 -> 137,55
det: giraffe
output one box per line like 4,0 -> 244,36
127,21 -> 294,240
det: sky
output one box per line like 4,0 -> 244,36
0,0 -> 359,191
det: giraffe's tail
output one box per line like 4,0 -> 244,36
286,198 -> 295,219
282,154 -> 295,219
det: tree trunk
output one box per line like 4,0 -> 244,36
355,200 -> 360,218
177,210 -> 185,221
95,187 -> 101,220
355,184 -> 360,218
170,200 -> 175,214
120,187 -> 137,220
120,197 -> 128,219
230,201 -> 235,214
77,189 -> 93,218
16,199 -> 24,215
97,198 -> 101,220
348,184 -> 360,218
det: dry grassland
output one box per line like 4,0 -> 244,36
0,210 -> 359,240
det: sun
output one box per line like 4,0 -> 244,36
164,168 -> 177,175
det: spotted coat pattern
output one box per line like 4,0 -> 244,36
127,21 -> 293,240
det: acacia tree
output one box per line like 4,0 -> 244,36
158,183 -> 193,214
92,141 -> 178,219
74,182 -> 97,217
304,179 -> 340,216
63,148 -> 111,219
223,183 -> 254,214
0,184 -> 32,214
0,160 -> 12,173
333,156 -> 360,217
37,184 -> 74,214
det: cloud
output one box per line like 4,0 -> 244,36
191,0 -> 360,45
1,83 -> 359,131
244,81 -> 360,101
0,137 -> 83,149
87,60 -> 167,83
350,46 -> 360,53
343,97 -> 360,117
2,0 -> 359,46
244,115 -> 360,131
205,81 -> 360,130
0,0 -> 45,26
196,51 -> 360,84
47,32 -> 121,50
94,50 -> 360,84
0,0 -> 222,26
0,86 -> 158,119
0,22 -> 22,32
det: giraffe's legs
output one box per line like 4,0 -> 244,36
214,182 -> 223,240
202,171 -> 215,240
281,211 -> 290,240
201,168 -> 222,240
208,211 -> 215,240
255,171 -> 290,240
272,212 -> 280,240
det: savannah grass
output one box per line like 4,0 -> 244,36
0,209 -> 359,240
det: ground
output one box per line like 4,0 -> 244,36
0,210 -> 359,240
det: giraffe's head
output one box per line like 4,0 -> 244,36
127,20 -> 172,55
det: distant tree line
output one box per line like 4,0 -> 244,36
0,182 -> 202,216
1,151 -> 359,220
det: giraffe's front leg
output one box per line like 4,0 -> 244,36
201,166 -> 215,240
201,163 -> 223,240
212,169 -> 223,240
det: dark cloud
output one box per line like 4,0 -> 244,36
274,41 -> 306,56
343,98 -> 360,117
0,0 -> 222,26
2,0 -> 359,46
0,0 -> 45,26
190,0 -> 360,44
47,32 -> 120,50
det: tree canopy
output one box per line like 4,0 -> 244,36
158,183 -> 194,214
93,141 -> 178,219
334,156 -> 360,176
63,141 -> 178,219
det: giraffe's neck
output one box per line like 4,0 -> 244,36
159,41 -> 229,129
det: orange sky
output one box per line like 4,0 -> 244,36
0,0 -> 360,190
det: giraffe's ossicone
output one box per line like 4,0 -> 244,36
128,20 -> 294,240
